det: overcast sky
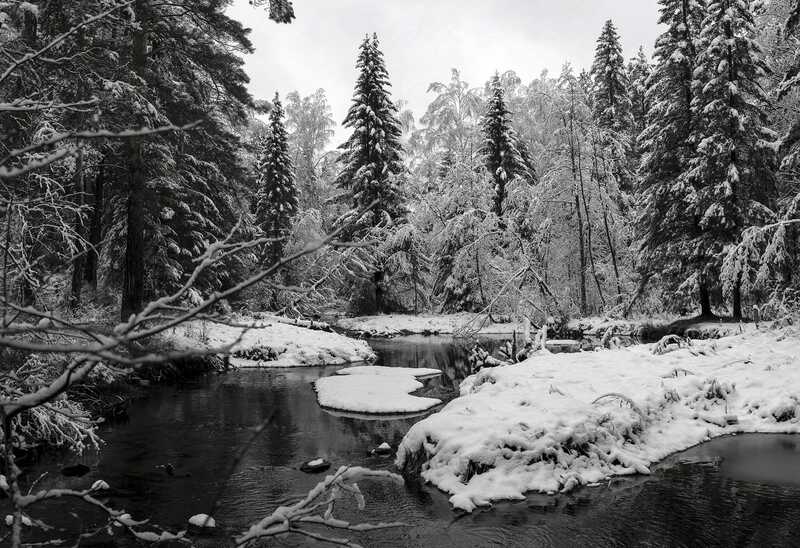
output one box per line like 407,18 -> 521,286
227,0 -> 663,144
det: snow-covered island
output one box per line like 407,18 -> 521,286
167,317 -> 375,367
396,326 -> 800,511
315,365 -> 443,414
336,313 -> 520,338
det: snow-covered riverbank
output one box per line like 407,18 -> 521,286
336,313 -> 519,337
396,326 -> 800,511
167,316 -> 375,367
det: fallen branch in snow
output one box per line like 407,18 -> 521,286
236,466 -> 406,547
592,393 -> 645,417
259,314 -> 332,332
652,334 -> 692,355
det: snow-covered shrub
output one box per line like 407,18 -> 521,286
722,195 -> 800,319
3,354 -> 99,452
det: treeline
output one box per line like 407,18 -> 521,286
2,0 -> 800,324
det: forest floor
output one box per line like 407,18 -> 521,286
395,324 -> 800,511
166,315 -> 375,367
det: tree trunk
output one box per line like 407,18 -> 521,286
69,151 -> 86,310
583,145 -> 606,309
121,7 -> 148,321
575,193 -> 587,315
699,282 -> 712,318
121,140 -> 146,320
84,160 -> 105,287
563,110 -> 587,315
373,269 -> 384,314
732,277 -> 742,320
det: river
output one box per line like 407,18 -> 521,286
12,336 -> 800,547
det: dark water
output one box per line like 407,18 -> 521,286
11,336 -> 800,547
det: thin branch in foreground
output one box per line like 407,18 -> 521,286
235,466 -> 406,547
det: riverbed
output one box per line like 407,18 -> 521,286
12,336 -> 800,547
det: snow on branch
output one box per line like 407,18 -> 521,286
236,466 -> 405,547
0,1 -> 136,87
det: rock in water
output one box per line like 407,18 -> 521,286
301,458 -> 331,473
61,464 -> 90,477
375,442 -> 392,455
188,514 -> 216,528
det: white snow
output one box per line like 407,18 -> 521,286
337,313 -> 520,337
188,514 -> 216,528
5,514 -> 32,527
396,327 -> 800,512
336,365 -> 442,378
315,367 -> 442,414
90,480 -> 109,491
307,458 -> 325,467
167,315 -> 375,368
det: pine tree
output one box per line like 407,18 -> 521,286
628,46 -> 652,138
254,93 -> 299,265
637,0 -> 708,313
336,34 -> 405,232
688,0 -> 777,318
481,75 -> 526,218
591,20 -> 634,135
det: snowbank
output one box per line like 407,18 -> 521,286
396,327 -> 800,511
566,315 -> 754,340
315,366 -> 442,414
336,313 -> 519,337
168,317 -> 375,368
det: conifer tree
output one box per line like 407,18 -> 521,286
628,46 -> 652,138
590,20 -> 635,194
336,34 -> 405,231
254,93 -> 299,265
591,20 -> 634,134
481,75 -> 526,218
637,0 -> 707,313
688,0 -> 776,318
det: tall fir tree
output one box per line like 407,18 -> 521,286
481,75 -> 526,218
688,0 -> 776,318
628,46 -> 652,139
638,0 -> 708,313
591,19 -> 635,193
254,92 -> 299,265
336,34 -> 405,232
591,20 -> 634,134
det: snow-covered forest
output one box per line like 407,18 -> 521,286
2,0 -> 800,546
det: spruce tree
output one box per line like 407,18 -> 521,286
481,75 -> 526,218
628,46 -> 652,138
336,34 -> 405,231
254,93 -> 299,265
591,20 -> 633,135
688,0 -> 776,318
637,0 -> 707,312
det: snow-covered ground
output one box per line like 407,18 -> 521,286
396,327 -> 800,511
167,316 -> 375,367
336,313 -> 520,337
315,366 -> 442,414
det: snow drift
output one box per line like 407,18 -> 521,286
396,327 -> 800,511
167,316 -> 375,367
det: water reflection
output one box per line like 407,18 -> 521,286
9,337 -> 800,547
